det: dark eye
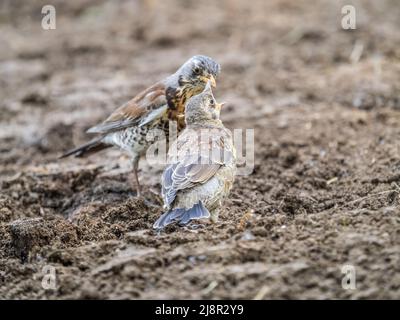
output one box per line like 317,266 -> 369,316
193,66 -> 201,74
209,99 -> 215,106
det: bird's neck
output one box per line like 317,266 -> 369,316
186,119 -> 224,129
164,76 -> 204,131
165,75 -> 201,111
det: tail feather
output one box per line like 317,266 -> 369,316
153,201 -> 210,230
59,138 -> 111,159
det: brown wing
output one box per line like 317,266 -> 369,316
162,130 -> 233,207
87,82 -> 167,134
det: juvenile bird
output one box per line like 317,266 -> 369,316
60,55 -> 220,197
153,82 -> 236,229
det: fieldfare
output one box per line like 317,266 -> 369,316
153,82 -> 236,229
61,55 -> 221,197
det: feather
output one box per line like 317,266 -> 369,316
153,201 -> 210,230
87,83 -> 167,134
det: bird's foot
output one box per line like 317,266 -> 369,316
183,222 -> 206,231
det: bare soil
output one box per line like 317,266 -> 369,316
0,0 -> 399,299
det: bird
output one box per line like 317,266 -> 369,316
60,55 -> 221,197
153,81 -> 236,230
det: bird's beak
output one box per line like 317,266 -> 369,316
216,102 -> 226,110
200,74 -> 216,88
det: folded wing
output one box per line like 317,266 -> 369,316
162,132 -> 233,207
87,83 -> 168,134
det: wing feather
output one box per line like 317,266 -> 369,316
162,131 -> 233,207
87,83 -> 167,134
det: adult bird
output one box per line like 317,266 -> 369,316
153,82 -> 236,229
60,55 -> 221,197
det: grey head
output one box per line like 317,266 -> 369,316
185,81 -> 225,125
169,55 -> 221,91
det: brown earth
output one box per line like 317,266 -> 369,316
0,0 -> 399,299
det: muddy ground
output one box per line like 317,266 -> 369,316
0,0 -> 399,299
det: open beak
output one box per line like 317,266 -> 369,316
200,74 -> 217,88
216,102 -> 226,110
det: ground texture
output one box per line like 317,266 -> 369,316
0,0 -> 399,299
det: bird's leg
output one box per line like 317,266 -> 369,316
131,157 -> 141,197
129,157 -> 160,207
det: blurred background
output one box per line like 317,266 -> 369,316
0,0 -> 399,299
0,0 -> 399,170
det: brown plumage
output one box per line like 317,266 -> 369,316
60,55 -> 221,196
153,82 -> 236,230
88,83 -> 167,134
59,137 -> 110,159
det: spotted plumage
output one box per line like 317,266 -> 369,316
153,82 -> 236,230
60,55 -> 221,196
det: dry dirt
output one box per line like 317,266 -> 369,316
0,0 -> 399,299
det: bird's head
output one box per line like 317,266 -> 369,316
175,55 -> 221,94
184,81 -> 225,125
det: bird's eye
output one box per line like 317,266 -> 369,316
193,66 -> 201,74
209,99 -> 215,106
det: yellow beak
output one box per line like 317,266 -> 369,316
216,102 -> 225,111
201,75 -> 217,88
